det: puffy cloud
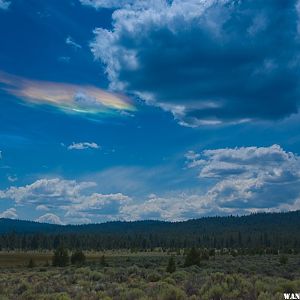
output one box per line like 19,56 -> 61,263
65,192 -> 131,222
121,194 -> 200,221
73,192 -> 131,212
2,144 -> 299,223
0,178 -> 97,205
186,145 -> 300,209
121,145 -> 300,220
121,192 -> 239,221
88,0 -> 300,126
36,213 -> 64,225
67,142 -> 100,150
0,0 -> 10,10
0,208 -> 17,219
118,145 -> 300,220
0,178 -> 131,223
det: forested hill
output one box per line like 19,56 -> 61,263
1,210 -> 300,251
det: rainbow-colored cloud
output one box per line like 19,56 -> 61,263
0,72 -> 135,116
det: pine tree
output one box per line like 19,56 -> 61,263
27,258 -> 35,268
201,248 -> 209,260
52,246 -> 69,267
166,255 -> 176,273
100,255 -> 108,266
184,247 -> 201,267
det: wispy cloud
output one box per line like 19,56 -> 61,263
0,71 -> 135,117
67,142 -> 100,150
7,175 -> 18,182
0,0 -> 10,10
36,205 -> 49,211
58,56 -> 71,63
66,36 -> 82,50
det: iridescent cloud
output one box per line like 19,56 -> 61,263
0,71 -> 135,116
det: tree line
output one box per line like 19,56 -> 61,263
0,211 -> 300,253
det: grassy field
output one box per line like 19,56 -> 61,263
0,252 -> 300,299
0,251 -> 168,267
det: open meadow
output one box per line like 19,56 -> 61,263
0,251 -> 300,300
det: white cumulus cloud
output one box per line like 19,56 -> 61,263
185,145 -> 300,209
0,178 -> 97,205
36,213 -> 64,225
0,208 -> 17,219
0,178 -> 131,224
1,144 -> 299,223
86,0 -> 300,126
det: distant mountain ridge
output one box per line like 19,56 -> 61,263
1,210 -> 300,235
1,211 -> 300,250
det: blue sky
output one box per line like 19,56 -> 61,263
1,0 -> 300,224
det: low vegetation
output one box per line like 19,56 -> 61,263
0,249 -> 299,299
1,212 -> 299,299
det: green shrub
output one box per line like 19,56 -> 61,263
258,292 -> 273,300
171,271 -> 189,283
199,273 -> 253,300
17,281 -> 30,295
160,284 -> 186,300
71,250 -> 86,266
278,281 -> 297,293
89,271 -> 104,281
279,255 -> 288,265
255,279 -> 268,295
147,271 -> 161,282
119,288 -> 146,300
54,293 -> 72,300
127,265 -> 140,275
204,284 -> 224,300
19,290 -> 35,300
96,291 -> 112,300
75,266 -> 91,275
